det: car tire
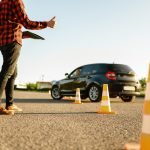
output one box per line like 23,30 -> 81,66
120,95 -> 135,102
88,84 -> 102,102
51,86 -> 63,100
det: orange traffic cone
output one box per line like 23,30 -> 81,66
97,84 -> 116,114
124,64 -> 150,150
73,88 -> 82,104
140,63 -> 150,150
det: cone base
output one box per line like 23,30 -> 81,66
124,143 -> 140,150
97,111 -> 116,114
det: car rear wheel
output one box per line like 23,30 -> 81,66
120,95 -> 135,102
51,86 -> 62,100
88,85 -> 102,102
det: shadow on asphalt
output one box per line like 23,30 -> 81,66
17,112 -> 98,115
14,98 -> 75,103
13,98 -> 142,104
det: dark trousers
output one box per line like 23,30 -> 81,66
0,42 -> 21,106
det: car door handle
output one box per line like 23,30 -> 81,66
87,76 -> 91,79
74,78 -> 78,81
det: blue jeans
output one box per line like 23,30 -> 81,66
0,42 -> 21,106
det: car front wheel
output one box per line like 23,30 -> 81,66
51,86 -> 62,100
120,95 -> 135,102
88,85 -> 102,102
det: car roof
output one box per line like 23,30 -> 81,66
78,63 -> 128,68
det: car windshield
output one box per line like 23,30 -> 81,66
70,68 -> 82,78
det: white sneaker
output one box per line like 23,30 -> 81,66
6,105 -> 22,112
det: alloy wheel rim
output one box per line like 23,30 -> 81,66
52,88 -> 60,99
89,86 -> 99,101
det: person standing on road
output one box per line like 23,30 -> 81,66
0,0 -> 56,115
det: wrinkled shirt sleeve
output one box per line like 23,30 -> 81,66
12,0 -> 47,30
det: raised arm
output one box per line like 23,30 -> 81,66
11,0 -> 48,30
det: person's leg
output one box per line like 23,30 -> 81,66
5,66 -> 17,107
5,65 -> 22,112
0,42 -> 21,115
0,42 -> 21,103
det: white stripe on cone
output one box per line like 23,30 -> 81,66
102,91 -> 109,96
142,114 -> 150,134
76,92 -> 80,97
101,100 -> 111,107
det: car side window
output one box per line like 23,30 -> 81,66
93,64 -> 108,74
80,65 -> 94,76
70,68 -> 81,78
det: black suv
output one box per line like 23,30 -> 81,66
51,63 -> 140,102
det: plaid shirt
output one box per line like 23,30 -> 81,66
0,0 -> 48,46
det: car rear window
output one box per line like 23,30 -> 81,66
88,64 -> 134,74
80,64 -> 135,75
109,64 -> 135,74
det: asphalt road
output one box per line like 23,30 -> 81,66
0,91 -> 144,150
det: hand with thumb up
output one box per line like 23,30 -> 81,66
47,16 -> 56,28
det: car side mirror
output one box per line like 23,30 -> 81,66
65,73 -> 70,79
65,73 -> 69,77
